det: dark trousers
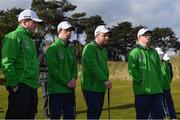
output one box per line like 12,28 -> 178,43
40,80 -> 49,117
83,90 -> 105,119
5,83 -> 38,119
135,94 -> 164,119
163,90 -> 176,119
49,93 -> 75,119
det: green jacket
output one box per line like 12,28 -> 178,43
161,60 -> 173,90
128,44 -> 163,95
1,25 -> 39,89
46,37 -> 77,94
81,41 -> 109,93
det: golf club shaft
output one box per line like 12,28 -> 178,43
108,89 -> 110,120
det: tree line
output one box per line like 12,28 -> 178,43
0,0 -> 180,62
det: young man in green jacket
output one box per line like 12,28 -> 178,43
1,9 -> 43,119
128,28 -> 164,119
81,25 -> 112,119
155,48 -> 176,119
46,21 -> 77,119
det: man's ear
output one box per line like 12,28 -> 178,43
19,19 -> 28,27
57,29 -> 62,34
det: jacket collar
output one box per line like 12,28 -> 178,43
17,25 -> 32,36
93,40 -> 103,49
55,37 -> 68,47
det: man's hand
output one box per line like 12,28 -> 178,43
104,80 -> 112,89
67,79 -> 76,88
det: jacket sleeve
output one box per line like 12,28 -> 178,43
167,62 -> 173,81
128,51 -> 142,84
46,46 -> 68,85
1,35 -> 20,88
83,45 -> 107,82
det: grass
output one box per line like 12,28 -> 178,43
0,79 -> 135,119
0,58 -> 180,119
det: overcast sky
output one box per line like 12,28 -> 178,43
1,0 -> 180,39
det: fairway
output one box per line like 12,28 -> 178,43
0,60 -> 180,119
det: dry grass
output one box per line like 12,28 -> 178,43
171,56 -> 180,80
109,56 -> 180,81
109,61 -> 131,81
